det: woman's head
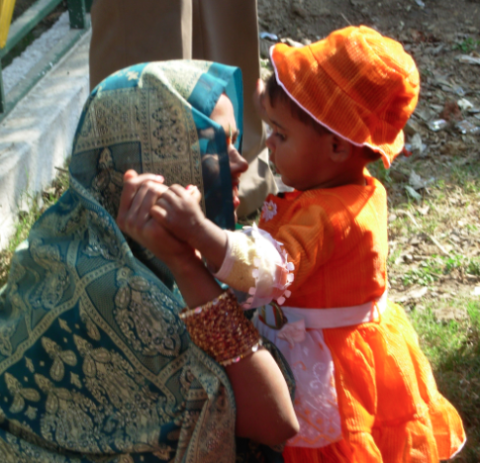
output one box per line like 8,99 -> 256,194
0,62 -> 243,459
71,60 -> 245,230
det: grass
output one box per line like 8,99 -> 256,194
0,167 -> 69,289
410,300 -> 480,462
382,152 -> 480,461
399,255 -> 480,287
454,37 -> 480,54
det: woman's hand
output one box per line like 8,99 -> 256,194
116,170 -> 198,271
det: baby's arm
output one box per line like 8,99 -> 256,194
214,226 -> 295,308
218,202 -> 333,308
150,185 -> 295,308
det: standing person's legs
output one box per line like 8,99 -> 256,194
89,0 -> 193,90
192,0 -> 277,218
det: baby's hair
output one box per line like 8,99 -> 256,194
266,73 -> 329,135
266,73 -> 381,164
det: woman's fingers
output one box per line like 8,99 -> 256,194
123,169 -> 137,181
117,170 -> 139,228
118,177 -> 203,241
115,172 -> 201,262
117,170 -> 165,232
133,181 -> 170,231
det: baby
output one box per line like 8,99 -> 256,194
151,26 -> 465,463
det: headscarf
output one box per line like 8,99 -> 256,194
0,61 -> 245,462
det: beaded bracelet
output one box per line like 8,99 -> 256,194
180,290 -> 262,366
179,290 -> 231,319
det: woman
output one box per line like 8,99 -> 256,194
0,61 -> 297,462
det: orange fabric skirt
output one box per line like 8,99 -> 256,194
283,301 -> 465,463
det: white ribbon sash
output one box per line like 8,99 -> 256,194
277,290 -> 387,347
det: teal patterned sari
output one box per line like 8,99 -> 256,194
0,61 -> 290,462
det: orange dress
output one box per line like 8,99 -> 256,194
253,176 -> 465,462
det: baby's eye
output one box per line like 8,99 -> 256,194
274,130 -> 286,141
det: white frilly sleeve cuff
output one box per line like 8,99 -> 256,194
213,224 -> 294,309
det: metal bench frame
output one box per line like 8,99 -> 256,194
0,0 -> 92,121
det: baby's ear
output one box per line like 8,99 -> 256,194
329,135 -> 352,163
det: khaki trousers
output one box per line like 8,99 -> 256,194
89,0 -> 276,217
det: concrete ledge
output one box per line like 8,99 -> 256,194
0,29 -> 91,250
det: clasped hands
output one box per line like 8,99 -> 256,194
116,169 -> 207,271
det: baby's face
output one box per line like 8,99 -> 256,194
264,96 -> 340,191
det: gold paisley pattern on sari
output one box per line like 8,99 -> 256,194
28,239 -> 71,311
113,269 -> 181,357
91,148 -> 125,219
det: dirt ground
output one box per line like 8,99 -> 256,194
258,0 -> 480,42
257,0 -> 480,115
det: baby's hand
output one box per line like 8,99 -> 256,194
150,184 -> 205,245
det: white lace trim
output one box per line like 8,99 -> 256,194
254,313 -> 343,448
214,226 -> 295,310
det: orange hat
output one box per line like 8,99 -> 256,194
270,26 -> 420,167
